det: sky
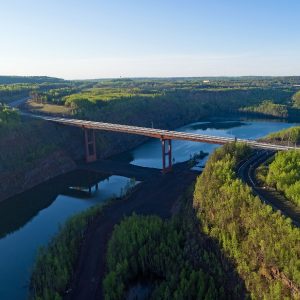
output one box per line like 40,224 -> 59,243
0,0 -> 299,79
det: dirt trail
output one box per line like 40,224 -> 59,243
65,162 -> 197,300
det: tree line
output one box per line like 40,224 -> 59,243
263,126 -> 300,146
265,150 -> 300,207
194,142 -> 300,299
103,212 -> 245,300
240,100 -> 289,118
30,205 -> 103,300
0,104 -> 19,126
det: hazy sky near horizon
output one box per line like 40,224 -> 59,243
1,0 -> 299,79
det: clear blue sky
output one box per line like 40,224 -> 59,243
1,0 -> 299,79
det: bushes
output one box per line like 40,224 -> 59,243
194,142 -> 300,299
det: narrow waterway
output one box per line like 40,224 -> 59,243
0,118 -> 296,299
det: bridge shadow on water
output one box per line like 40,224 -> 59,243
0,156 -> 165,239
0,170 -> 109,239
78,159 -> 162,181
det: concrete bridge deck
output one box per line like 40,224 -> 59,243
26,113 -> 299,172
34,114 -> 299,151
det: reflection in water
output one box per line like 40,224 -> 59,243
0,170 -> 108,239
0,119 -> 297,300
125,120 -> 296,169
0,173 -> 135,300
189,121 -> 246,131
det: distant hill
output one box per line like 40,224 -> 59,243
0,76 -> 65,84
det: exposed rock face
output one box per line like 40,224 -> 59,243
2,87 -> 292,201
0,150 -> 76,202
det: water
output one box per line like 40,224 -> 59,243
0,173 -> 136,299
126,120 -> 296,168
0,118 -> 296,299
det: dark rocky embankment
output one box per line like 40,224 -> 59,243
0,88 -> 293,202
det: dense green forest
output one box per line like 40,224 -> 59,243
2,77 -> 298,187
104,157 -> 300,300
240,100 -> 289,118
30,189 -> 248,300
293,91 -> 300,108
0,76 -> 67,103
262,151 -> 300,207
1,76 -> 299,123
263,126 -> 300,145
29,142 -> 300,299
0,104 -> 19,126
103,212 -> 243,300
0,76 -> 64,84
259,126 -> 300,207
194,143 -> 300,299
27,78 -> 298,119
0,77 -> 300,117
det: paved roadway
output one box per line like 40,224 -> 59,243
23,113 -> 300,152
7,95 -> 299,152
237,150 -> 300,226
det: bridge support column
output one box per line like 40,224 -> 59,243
84,129 -> 97,163
161,139 -> 172,173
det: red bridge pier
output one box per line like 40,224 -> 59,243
84,129 -> 97,163
161,138 -> 172,173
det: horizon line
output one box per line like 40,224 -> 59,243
1,74 -> 300,81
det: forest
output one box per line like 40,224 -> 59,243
240,100 -> 289,118
1,76 -> 300,125
26,78 -> 298,119
293,91 -> 300,108
1,76 -> 299,299
103,213 -> 238,300
194,143 -> 300,299
28,140 -> 300,299
30,204 -> 104,300
2,77 -> 299,187
0,104 -> 19,126
258,151 -> 300,208
263,126 -> 300,145
104,143 -> 300,300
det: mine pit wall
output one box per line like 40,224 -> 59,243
0,88 -> 294,202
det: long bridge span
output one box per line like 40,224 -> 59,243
32,114 -> 299,173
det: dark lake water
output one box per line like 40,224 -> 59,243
0,118 -> 296,299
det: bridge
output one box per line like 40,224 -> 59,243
31,114 -> 299,173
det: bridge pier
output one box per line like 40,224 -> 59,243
84,129 -> 97,163
161,138 -> 172,173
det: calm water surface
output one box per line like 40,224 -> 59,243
127,120 -> 296,168
0,119 -> 296,299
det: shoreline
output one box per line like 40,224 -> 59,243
64,161 -> 198,300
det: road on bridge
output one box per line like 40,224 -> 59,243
30,114 -> 300,152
